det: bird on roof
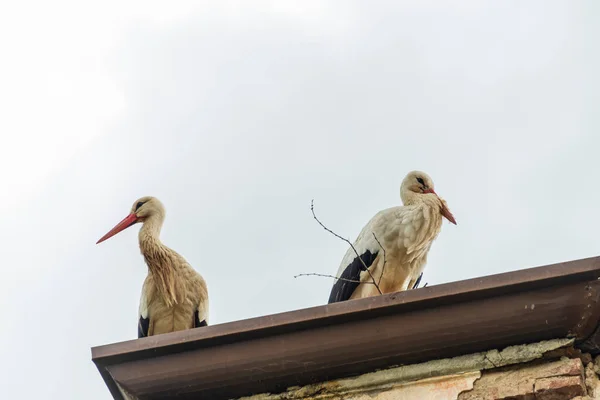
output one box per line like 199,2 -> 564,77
97,196 -> 209,338
328,171 -> 456,304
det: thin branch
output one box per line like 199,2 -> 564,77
372,232 -> 387,287
294,273 -> 377,285
310,200 -> 382,295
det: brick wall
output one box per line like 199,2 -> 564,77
241,339 -> 600,400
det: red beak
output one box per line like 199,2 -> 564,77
96,213 -> 140,244
423,188 -> 457,225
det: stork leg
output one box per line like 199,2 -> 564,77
411,272 -> 423,289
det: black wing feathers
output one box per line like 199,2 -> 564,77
138,316 -> 149,338
328,250 -> 378,304
137,310 -> 207,339
194,310 -> 207,328
138,310 -> 208,339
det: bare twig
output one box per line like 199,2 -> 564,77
310,200 -> 382,295
294,273 -> 377,285
372,232 -> 387,287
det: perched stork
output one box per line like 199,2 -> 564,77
328,171 -> 456,304
97,196 -> 209,337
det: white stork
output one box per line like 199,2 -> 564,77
97,196 -> 209,337
328,171 -> 456,304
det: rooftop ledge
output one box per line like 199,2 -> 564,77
91,255 -> 600,400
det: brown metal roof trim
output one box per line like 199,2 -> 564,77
92,256 -> 600,400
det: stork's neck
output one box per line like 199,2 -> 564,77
139,213 -> 164,248
401,193 -> 445,251
401,190 -> 422,206
402,191 -> 444,213
138,214 -> 180,306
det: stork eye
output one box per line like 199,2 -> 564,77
416,177 -> 425,185
135,201 -> 146,211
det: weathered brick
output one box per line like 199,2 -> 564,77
535,375 -> 586,399
459,358 -> 584,400
543,347 -> 593,366
584,361 -> 600,398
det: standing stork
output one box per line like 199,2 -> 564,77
328,171 -> 456,304
97,196 -> 209,337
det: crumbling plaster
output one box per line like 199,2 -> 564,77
240,338 -> 576,400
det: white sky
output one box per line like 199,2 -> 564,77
0,1 -> 598,398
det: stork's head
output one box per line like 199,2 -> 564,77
400,171 -> 457,225
96,196 -> 165,244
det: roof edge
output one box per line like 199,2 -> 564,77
93,255 -> 600,364
91,255 -> 600,399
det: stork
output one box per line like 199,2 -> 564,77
97,196 -> 209,337
328,171 -> 456,304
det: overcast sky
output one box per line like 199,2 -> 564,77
0,1 -> 598,399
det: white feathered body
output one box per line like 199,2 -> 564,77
137,215 -> 209,336
335,194 -> 445,300
138,262 -> 209,336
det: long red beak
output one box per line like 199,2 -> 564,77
423,188 -> 457,225
96,213 -> 140,244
